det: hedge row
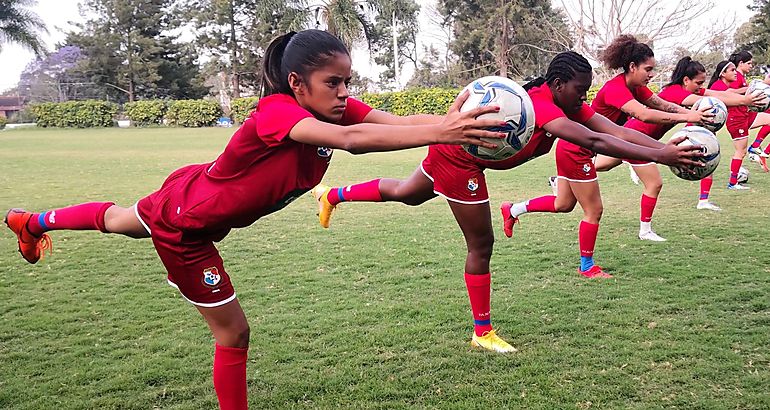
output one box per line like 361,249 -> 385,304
32,100 -> 117,128
230,97 -> 260,123
0,116 -> 6,130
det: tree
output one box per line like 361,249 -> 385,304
369,0 -> 420,88
734,0 -> 770,66
439,0 -> 572,81
0,0 -> 48,56
16,45 -> 100,102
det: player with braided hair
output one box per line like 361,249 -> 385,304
312,51 -> 703,352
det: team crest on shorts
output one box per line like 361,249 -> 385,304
317,147 -> 333,158
582,163 -> 592,173
467,178 -> 479,192
202,267 -> 221,288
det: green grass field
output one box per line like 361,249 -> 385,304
1,127 -> 768,409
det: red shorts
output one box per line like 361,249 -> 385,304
420,145 -> 489,203
555,139 -> 597,182
136,166 -> 236,307
726,112 -> 758,140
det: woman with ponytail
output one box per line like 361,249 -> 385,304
595,56 -> 762,221
4,29 -> 509,409
312,50 -> 703,353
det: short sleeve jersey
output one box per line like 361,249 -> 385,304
624,85 -> 704,140
727,71 -> 749,122
591,73 -> 654,125
165,94 -> 372,233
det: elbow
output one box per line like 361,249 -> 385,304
635,111 -> 654,123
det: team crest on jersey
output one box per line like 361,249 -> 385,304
317,147 -> 333,158
545,132 -> 554,138
467,178 -> 479,192
202,267 -> 221,287
582,163 -> 592,173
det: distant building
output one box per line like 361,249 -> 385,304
0,95 -> 23,119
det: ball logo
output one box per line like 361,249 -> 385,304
467,178 -> 479,192
317,147 -> 333,158
202,267 -> 221,287
582,163 -> 592,173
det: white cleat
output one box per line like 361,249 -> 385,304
548,176 -> 558,196
629,166 -> 641,185
696,201 -> 722,211
639,230 -> 667,242
727,183 -> 750,190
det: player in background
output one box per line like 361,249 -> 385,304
502,37 -> 712,282
4,30 -> 508,410
747,69 -> 770,171
311,51 -> 704,354
712,51 -> 770,189
594,57 -> 763,214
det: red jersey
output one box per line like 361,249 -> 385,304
727,71 -> 750,124
160,94 -> 372,234
591,73 -> 654,125
625,84 -> 704,140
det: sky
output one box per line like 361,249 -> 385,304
0,0 -> 758,93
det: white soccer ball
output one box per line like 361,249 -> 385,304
691,96 -> 727,132
746,79 -> 770,112
460,76 -> 535,161
668,126 -> 721,181
737,166 -> 750,183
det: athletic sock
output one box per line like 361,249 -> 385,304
640,194 -> 657,223
700,175 -> 713,200
326,179 -> 382,206
752,126 -> 770,149
525,195 -> 556,213
27,202 -> 115,236
464,272 -> 492,337
509,201 -> 528,218
729,158 -> 742,186
578,221 -> 599,272
213,343 -> 248,410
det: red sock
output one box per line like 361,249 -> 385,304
464,272 -> 492,337
729,158 -> 742,185
213,343 -> 248,410
27,202 -> 115,236
326,179 -> 382,205
700,176 -> 713,200
579,221 -> 599,257
525,195 -> 556,213
752,126 -> 770,148
640,194 -> 657,223
765,144 -> 770,155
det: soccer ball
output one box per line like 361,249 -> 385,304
691,96 -> 727,132
668,126 -> 721,181
737,166 -> 750,183
460,76 -> 535,161
746,79 -> 770,112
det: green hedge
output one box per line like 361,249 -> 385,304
230,97 -> 260,124
31,100 -> 117,128
361,88 -> 460,116
165,100 -> 222,127
124,100 -> 167,126
0,116 -> 6,130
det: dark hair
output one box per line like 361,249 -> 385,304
729,50 -> 752,67
601,34 -> 654,72
522,51 -> 593,91
708,60 -> 733,88
260,29 -> 350,97
668,56 -> 705,86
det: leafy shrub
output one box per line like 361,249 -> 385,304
31,100 -> 117,128
165,99 -> 222,127
0,116 -> 6,130
230,97 -> 260,124
124,100 -> 167,126
360,88 -> 459,116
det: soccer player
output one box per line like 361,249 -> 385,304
4,29 -> 508,410
311,51 -> 704,353
747,73 -> 770,171
595,57 -> 763,214
712,51 -> 770,189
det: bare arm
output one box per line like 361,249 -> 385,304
620,98 -> 703,125
362,109 -> 443,126
584,113 -> 663,149
544,117 -> 702,167
644,94 -> 691,114
698,90 -> 757,107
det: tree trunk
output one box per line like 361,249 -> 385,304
229,0 -> 240,99
498,0 -> 508,77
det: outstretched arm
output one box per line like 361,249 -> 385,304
362,110 -> 443,126
619,97 -> 704,125
699,89 -> 761,107
584,113 -> 663,149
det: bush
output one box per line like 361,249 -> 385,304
124,100 -> 167,126
361,88 -> 459,116
0,116 -> 6,130
31,100 -> 117,128
230,97 -> 260,124
165,99 -> 222,127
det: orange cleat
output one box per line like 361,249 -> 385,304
500,202 -> 519,238
578,265 -> 613,279
4,209 -> 52,264
760,156 -> 769,173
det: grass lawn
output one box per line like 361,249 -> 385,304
0,126 -> 768,409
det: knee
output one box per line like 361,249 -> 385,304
402,195 -> 428,206
555,202 -> 576,213
467,234 -> 494,260
587,206 -> 603,221
647,181 -> 663,195
227,323 -> 251,348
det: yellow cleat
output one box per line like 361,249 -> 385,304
471,329 -> 518,353
311,184 -> 336,229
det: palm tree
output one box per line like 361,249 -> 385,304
0,0 -> 48,56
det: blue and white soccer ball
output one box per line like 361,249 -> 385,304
691,96 -> 727,133
738,166 -> 749,183
460,76 -> 535,161
668,125 -> 721,181
747,79 -> 770,112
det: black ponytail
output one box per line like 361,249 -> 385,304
729,50 -> 752,67
668,56 -> 705,86
523,77 -> 546,91
260,29 -> 350,97
525,51 -> 592,90
709,60 -> 732,88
